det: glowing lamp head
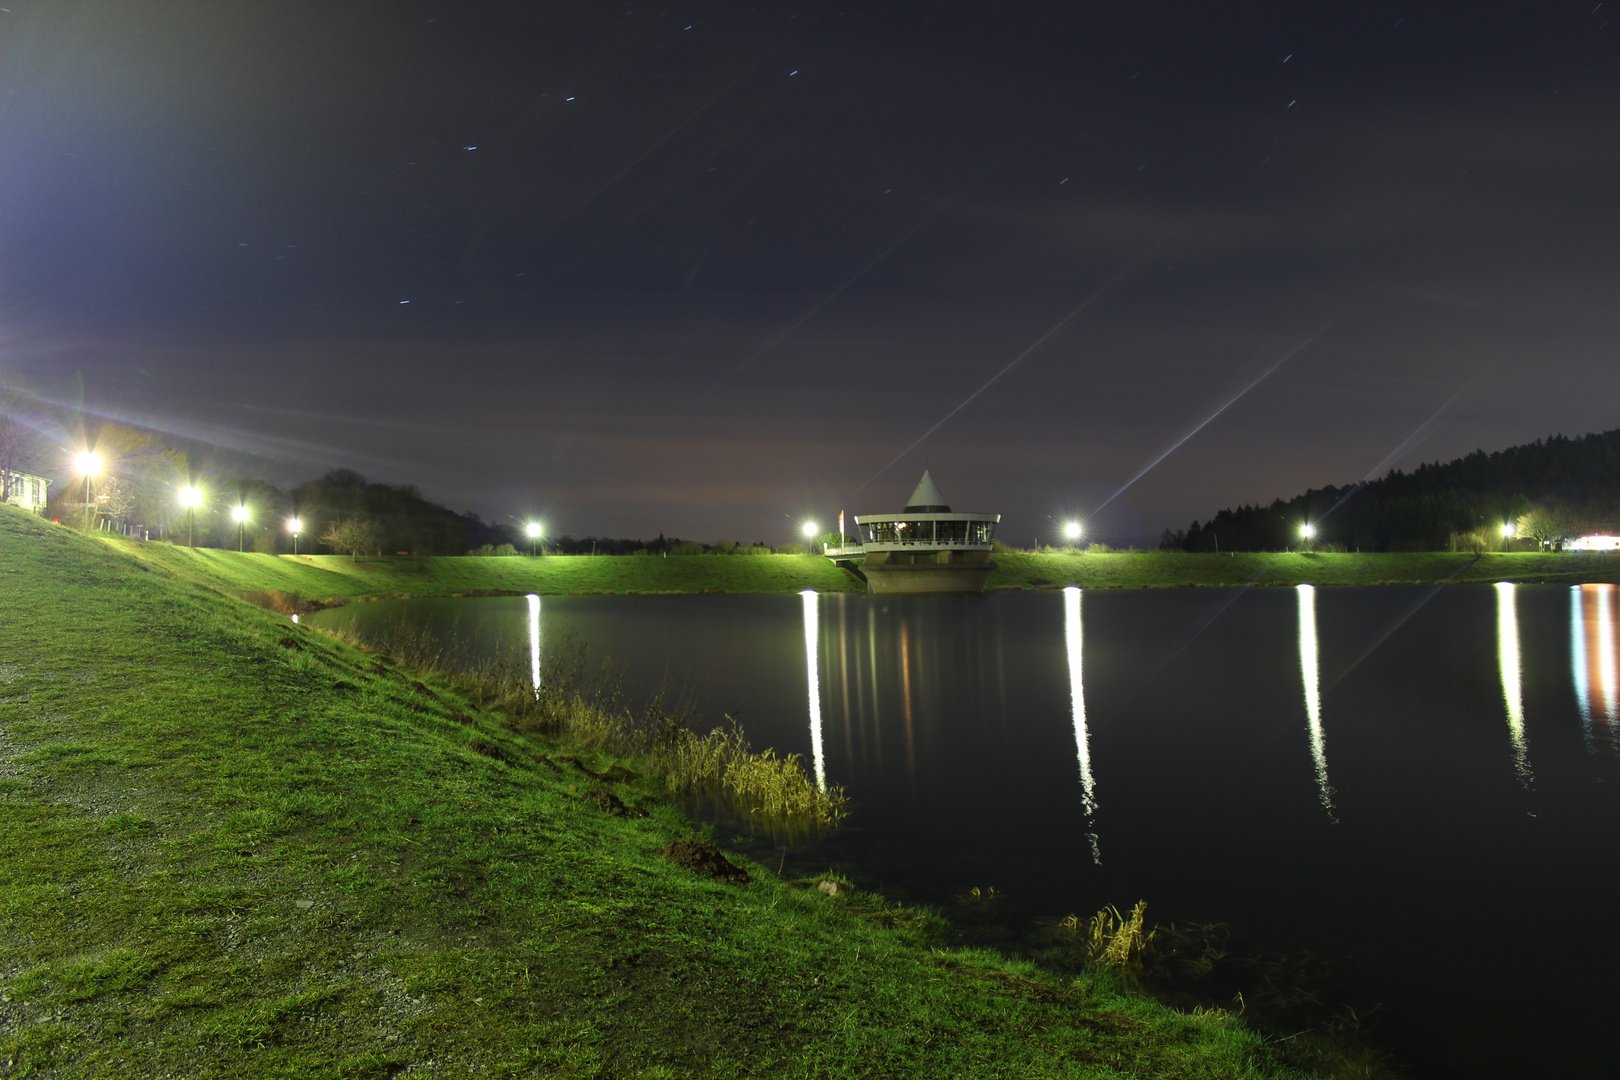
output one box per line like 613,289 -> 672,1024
178,486 -> 203,509
231,505 -> 250,523
801,521 -> 819,538
73,451 -> 102,476
286,517 -> 302,534
1300,523 -> 1317,539
1063,521 -> 1083,540
525,521 -> 543,539
1501,522 -> 1516,538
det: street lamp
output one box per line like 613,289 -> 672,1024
73,451 -> 101,532
1300,523 -> 1317,545
525,520 -> 543,557
1501,522 -> 1516,539
801,521 -> 819,538
1063,521 -> 1083,544
287,516 -> 303,556
179,486 -> 202,548
231,504 -> 250,552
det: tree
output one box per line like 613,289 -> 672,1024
1515,506 -> 1582,549
321,517 -> 381,561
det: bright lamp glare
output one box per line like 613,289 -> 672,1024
801,521 -> 819,538
1063,521 -> 1082,540
74,451 -> 102,476
178,486 -> 202,508
1501,522 -> 1516,537
1300,524 -> 1317,539
286,517 -> 302,533
231,505 -> 250,523
525,521 -> 543,538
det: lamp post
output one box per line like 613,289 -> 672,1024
73,451 -> 102,532
525,521 -> 543,557
801,519 -> 819,547
1300,523 -> 1317,549
1063,521 -> 1083,547
231,504 -> 250,552
179,486 -> 202,547
287,516 -> 303,556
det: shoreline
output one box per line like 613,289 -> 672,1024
100,536 -> 1620,606
1,503 -> 1389,1077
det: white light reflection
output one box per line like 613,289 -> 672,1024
1599,586 -> 1618,737
1296,585 -> 1337,821
802,590 -> 826,791
1571,586 -> 1593,748
1063,587 -> 1101,863
527,593 -> 541,691
1495,582 -> 1532,787
1572,585 -> 1620,753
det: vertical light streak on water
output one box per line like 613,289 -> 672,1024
1063,588 -> 1102,864
838,598 -> 853,762
526,593 -> 542,691
1597,586 -> 1618,735
1572,586 -> 1594,749
802,590 -> 826,791
900,619 -> 917,775
1496,582 -> 1533,787
1297,585 -> 1337,821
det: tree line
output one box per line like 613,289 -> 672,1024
1161,430 -> 1620,553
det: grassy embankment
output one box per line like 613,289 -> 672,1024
0,504 -> 1333,1079
70,542 -> 1620,616
988,548 -> 1620,589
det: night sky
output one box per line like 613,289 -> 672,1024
4,1 -> 1617,545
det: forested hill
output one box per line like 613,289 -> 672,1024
1163,429 -> 1620,553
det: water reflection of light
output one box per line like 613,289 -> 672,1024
1063,587 -> 1101,864
1296,585 -> 1336,821
900,618 -> 917,774
1571,584 -> 1620,751
526,593 -> 541,691
1495,582 -> 1533,786
802,590 -> 826,791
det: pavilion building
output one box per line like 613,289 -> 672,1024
839,471 -> 1000,594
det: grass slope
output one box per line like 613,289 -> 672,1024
116,544 -> 864,605
0,505 -> 1323,1079
987,549 -> 1620,590
100,542 -> 1620,612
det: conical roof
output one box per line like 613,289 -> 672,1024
903,470 -> 951,512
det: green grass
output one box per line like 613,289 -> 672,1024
0,503 -> 1345,1077
89,537 -> 1620,613
988,548 -> 1620,590
114,541 -> 865,607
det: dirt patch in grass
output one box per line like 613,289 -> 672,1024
580,789 -> 648,818
659,838 -> 750,884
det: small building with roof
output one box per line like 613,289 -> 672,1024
2,471 -> 50,515
833,471 -> 1000,593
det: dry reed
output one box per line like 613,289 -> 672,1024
316,616 -> 847,827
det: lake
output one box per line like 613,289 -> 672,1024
307,584 -> 1620,1080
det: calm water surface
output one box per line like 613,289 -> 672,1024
309,584 -> 1620,1080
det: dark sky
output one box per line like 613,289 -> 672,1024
3,1 -> 1617,544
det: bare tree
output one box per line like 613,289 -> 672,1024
321,517 -> 381,561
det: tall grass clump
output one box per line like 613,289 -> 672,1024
659,720 -> 848,826
1050,900 -> 1156,982
316,617 -> 847,828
